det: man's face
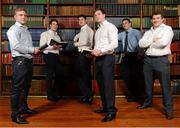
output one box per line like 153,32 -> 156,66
122,20 -> 131,30
94,10 -> 105,23
50,21 -> 58,32
14,10 -> 27,25
151,14 -> 164,28
78,17 -> 86,27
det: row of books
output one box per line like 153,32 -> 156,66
2,16 -> 180,29
96,4 -> 140,15
3,5 -> 45,15
143,0 -> 180,4
169,53 -> 180,64
3,0 -> 180,4
2,16 -> 45,28
2,0 -> 47,3
1,53 -> 45,64
50,6 -> 93,16
142,5 -> 178,16
171,41 -> 180,52
50,0 -> 93,3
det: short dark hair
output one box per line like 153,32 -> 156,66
14,8 -> 27,15
78,15 -> 87,20
151,12 -> 164,19
94,8 -> 106,15
49,19 -> 58,25
122,18 -> 131,23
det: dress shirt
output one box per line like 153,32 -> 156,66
94,20 -> 118,54
118,27 -> 142,52
74,24 -> 93,52
139,23 -> 174,56
7,22 -> 34,59
40,29 -> 61,55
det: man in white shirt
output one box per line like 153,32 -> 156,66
7,8 -> 40,124
40,19 -> 63,102
73,15 -> 94,104
137,12 -> 174,120
92,8 -> 118,122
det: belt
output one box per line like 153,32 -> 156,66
146,55 -> 168,58
13,56 -> 32,62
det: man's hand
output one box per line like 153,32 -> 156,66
91,49 -> 102,57
34,48 -> 40,54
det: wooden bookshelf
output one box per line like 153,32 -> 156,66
0,0 -> 180,96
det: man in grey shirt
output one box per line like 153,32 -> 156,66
7,8 -> 40,124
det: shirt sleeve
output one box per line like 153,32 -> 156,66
151,27 -> 174,49
7,28 -> 34,54
139,31 -> 153,48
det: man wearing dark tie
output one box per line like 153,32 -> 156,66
118,18 -> 143,102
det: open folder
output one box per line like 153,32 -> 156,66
49,39 -> 67,46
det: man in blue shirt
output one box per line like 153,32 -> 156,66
118,18 -> 144,102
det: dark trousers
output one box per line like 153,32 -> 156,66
43,53 -> 64,97
96,55 -> 116,114
143,56 -> 173,114
122,52 -> 144,98
11,57 -> 32,116
75,54 -> 92,98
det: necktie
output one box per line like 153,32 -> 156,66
124,31 -> 128,52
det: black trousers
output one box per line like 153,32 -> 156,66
75,54 -> 92,98
11,56 -> 32,116
122,52 -> 144,98
43,53 -> 64,97
143,56 -> 173,114
96,55 -> 117,114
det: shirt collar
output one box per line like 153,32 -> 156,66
15,22 -> 28,29
49,29 -> 57,35
99,20 -> 108,27
151,23 -> 165,31
126,27 -> 132,33
81,24 -> 87,30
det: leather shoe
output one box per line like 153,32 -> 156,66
94,108 -> 107,113
137,104 -> 152,109
101,113 -> 116,122
165,113 -> 173,120
11,114 -> 29,124
81,96 -> 93,104
20,108 -> 37,114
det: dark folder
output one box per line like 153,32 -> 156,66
49,39 -> 67,46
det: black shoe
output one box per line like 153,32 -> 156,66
94,108 -> 107,113
20,108 -> 37,114
136,104 -> 152,109
101,113 -> 116,122
81,96 -> 93,104
165,113 -> 173,120
11,114 -> 29,124
47,96 -> 59,102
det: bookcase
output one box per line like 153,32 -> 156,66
0,0 -> 180,96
